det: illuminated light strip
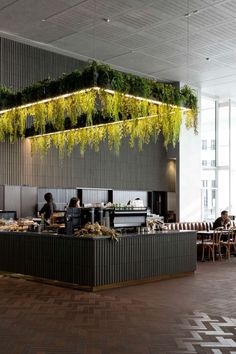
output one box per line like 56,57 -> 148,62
0,86 -> 189,115
27,114 -> 162,139
0,87 -> 98,114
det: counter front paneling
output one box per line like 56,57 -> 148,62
0,231 -> 197,291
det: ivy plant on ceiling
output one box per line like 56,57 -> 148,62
0,61 -> 198,156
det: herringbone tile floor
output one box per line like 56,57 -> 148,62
0,260 -> 236,354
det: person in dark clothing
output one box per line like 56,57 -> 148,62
39,192 -> 56,221
68,197 -> 80,208
213,210 -> 231,230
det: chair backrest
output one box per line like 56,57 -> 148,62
213,227 -> 223,244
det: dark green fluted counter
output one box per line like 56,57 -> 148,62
0,230 -> 197,291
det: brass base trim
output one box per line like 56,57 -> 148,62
1,271 -> 194,292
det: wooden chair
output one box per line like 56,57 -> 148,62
220,229 -> 236,261
201,227 -> 223,262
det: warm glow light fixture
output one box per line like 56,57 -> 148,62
0,86 -> 189,116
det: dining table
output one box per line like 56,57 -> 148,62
196,229 -> 235,261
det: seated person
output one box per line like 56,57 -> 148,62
213,210 -> 231,230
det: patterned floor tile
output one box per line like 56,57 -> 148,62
0,260 -> 236,353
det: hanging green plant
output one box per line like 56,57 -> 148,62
77,90 -> 97,125
31,135 -> 51,157
51,97 -> 66,131
0,71 -> 198,154
52,132 -> 66,159
32,103 -> 47,134
66,95 -> 79,127
107,123 -> 123,155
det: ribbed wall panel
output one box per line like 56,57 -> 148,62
0,37 -> 85,91
0,135 -> 170,191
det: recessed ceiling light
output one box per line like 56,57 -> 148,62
184,10 -> 199,17
41,19 -> 46,22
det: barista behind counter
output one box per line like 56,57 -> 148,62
39,193 -> 57,223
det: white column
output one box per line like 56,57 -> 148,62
178,117 -> 201,222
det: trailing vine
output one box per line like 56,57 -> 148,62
0,61 -> 198,156
0,87 -> 193,156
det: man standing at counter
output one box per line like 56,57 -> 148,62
39,193 -> 56,223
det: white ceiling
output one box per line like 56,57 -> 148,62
1,0 -> 236,98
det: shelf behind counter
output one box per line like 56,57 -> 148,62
0,230 -> 196,291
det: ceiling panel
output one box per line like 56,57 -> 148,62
0,0 -> 20,10
115,33 -> 154,50
153,68 -> 201,83
214,52 -> 236,67
144,20 -> 192,43
137,43 -> 185,58
216,0 -> 236,16
0,0 -> 235,98
114,8 -> 169,30
60,0 -> 89,5
192,42 -> 234,58
166,53 -> 206,66
52,32 -> 130,61
146,0 -> 210,17
0,0 -> 70,20
79,0 -> 153,18
83,21 -> 136,41
47,6 -> 94,31
205,21 -> 236,41
173,32 -> 219,50
107,52 -> 169,75
189,60 -> 235,81
178,6 -> 232,29
20,21 -> 76,43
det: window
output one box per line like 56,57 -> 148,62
204,190 -> 208,207
201,97 -> 216,220
212,190 -> 216,200
211,160 -> 216,167
211,180 -> 216,188
202,140 -> 207,150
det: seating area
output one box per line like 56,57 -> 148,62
165,221 -> 236,231
164,221 -> 236,262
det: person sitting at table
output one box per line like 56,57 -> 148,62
213,210 -> 231,230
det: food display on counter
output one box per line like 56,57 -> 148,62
74,222 -> 119,241
0,218 -> 38,232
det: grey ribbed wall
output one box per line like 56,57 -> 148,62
0,136 -> 170,191
0,37 -> 86,91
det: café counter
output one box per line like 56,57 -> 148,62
0,230 -> 197,291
